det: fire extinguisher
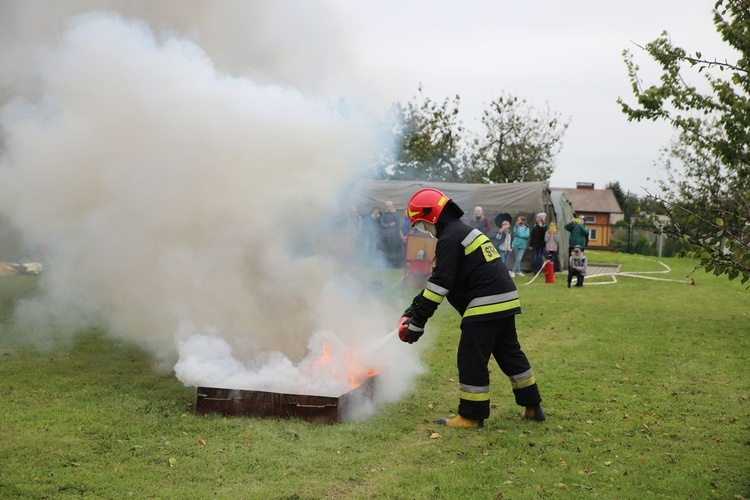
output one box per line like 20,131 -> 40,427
544,260 -> 555,283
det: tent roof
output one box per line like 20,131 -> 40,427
348,179 -> 552,226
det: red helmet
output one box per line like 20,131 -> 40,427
407,188 -> 450,226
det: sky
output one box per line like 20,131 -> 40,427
328,1 -> 729,196
0,2 -> 730,196
0,1 -> 732,409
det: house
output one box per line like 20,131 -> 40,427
550,183 -> 624,250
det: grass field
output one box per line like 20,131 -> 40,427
1,252 -> 748,499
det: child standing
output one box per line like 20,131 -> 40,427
545,221 -> 560,269
495,220 -> 513,273
511,215 -> 530,277
567,245 -> 587,288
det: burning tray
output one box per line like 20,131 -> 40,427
196,374 -> 377,424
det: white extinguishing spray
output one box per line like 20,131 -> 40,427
367,328 -> 399,352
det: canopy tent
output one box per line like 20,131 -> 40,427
345,179 -> 555,273
347,179 -> 554,230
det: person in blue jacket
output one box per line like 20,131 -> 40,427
511,215 -> 530,276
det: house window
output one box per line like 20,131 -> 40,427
583,215 -> 596,224
589,229 -> 598,241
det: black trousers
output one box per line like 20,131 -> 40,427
568,270 -> 585,286
457,316 -> 542,420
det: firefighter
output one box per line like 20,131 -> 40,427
397,188 -> 545,428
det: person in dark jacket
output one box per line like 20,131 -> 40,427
397,188 -> 545,428
529,212 -> 548,274
380,201 -> 401,267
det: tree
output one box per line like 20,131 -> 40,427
618,0 -> 750,285
606,181 -> 662,222
468,93 -> 569,184
386,85 -> 466,182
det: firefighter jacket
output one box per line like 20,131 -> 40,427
403,218 -> 521,335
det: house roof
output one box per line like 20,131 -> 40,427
550,187 -> 623,215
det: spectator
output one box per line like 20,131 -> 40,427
529,212 -> 547,274
564,215 -> 589,256
380,201 -> 401,267
400,208 -> 414,259
511,215 -> 530,276
347,205 -> 363,236
495,220 -> 513,273
365,206 -> 382,254
544,221 -> 561,269
469,206 -> 491,234
567,245 -> 587,287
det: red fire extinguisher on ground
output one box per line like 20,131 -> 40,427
544,260 -> 555,283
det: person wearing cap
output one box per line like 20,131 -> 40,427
567,245 -> 587,287
564,215 -> 589,256
397,188 -> 545,429
529,212 -> 548,274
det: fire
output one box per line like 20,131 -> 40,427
312,341 -> 378,389
314,342 -> 331,365
348,367 -> 378,389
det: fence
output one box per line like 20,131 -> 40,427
597,222 -> 683,258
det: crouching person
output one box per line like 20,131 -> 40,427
567,245 -> 587,287
397,188 -> 545,429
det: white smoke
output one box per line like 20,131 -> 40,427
0,4 -> 423,416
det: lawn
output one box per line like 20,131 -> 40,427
1,252 -> 748,499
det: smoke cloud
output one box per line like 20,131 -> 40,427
0,2 -> 422,417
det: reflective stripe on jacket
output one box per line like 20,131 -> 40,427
407,220 -> 521,328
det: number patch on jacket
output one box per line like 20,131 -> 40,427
481,242 -> 500,262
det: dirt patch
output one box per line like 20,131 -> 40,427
586,263 -> 621,276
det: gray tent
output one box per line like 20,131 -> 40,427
346,179 -> 554,272
349,179 -> 553,225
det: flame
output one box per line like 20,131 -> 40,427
348,367 -> 378,389
314,342 -> 331,365
312,341 -> 378,389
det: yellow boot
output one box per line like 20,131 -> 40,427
521,403 -> 546,422
437,415 -> 484,428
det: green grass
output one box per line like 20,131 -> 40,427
1,254 -> 748,499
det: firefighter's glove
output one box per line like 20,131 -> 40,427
398,316 -> 424,344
